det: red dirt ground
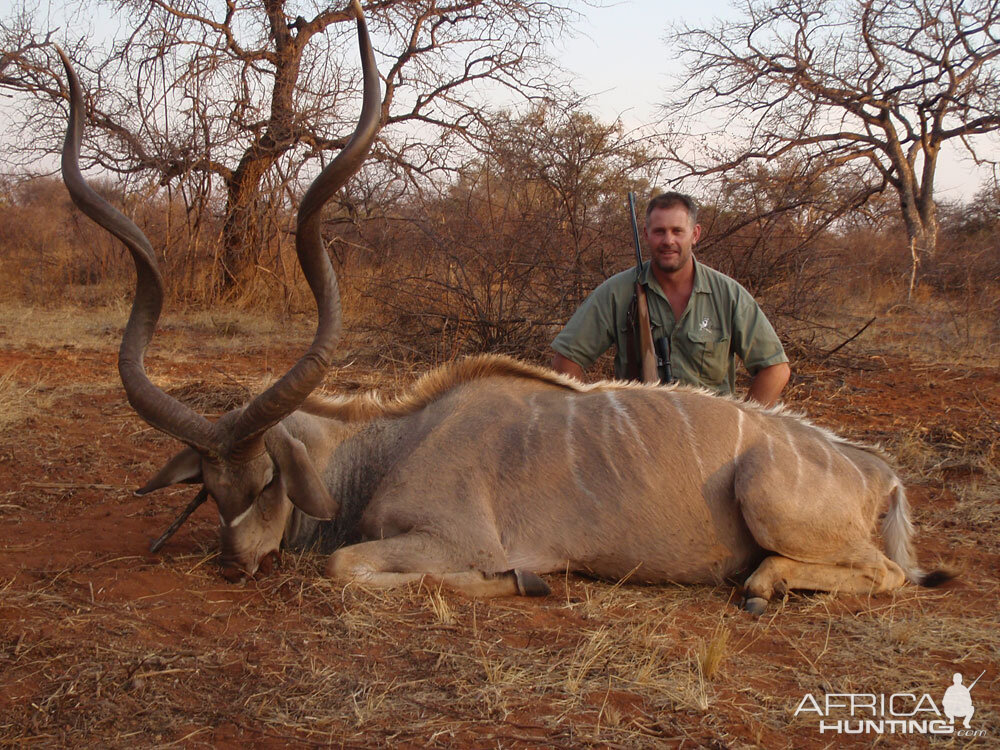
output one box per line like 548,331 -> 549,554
1,330 -> 998,748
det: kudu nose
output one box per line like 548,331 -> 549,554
256,550 -> 281,576
220,565 -> 246,584
219,549 -> 281,583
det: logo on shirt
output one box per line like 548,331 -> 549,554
699,317 -> 712,331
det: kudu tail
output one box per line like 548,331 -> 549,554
882,482 -> 953,587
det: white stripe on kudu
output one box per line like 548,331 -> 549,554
670,393 -> 705,479
604,391 -> 649,458
564,397 -> 596,499
225,504 -> 254,529
784,422 -> 802,492
734,408 -> 745,460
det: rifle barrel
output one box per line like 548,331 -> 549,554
627,192 -> 642,270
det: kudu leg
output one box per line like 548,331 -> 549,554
741,553 -> 906,613
325,533 -> 550,598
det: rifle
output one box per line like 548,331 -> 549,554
627,192 -> 669,383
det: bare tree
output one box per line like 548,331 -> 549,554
1,0 -> 580,295
350,103 -> 661,361
468,104 -> 661,281
693,159 -> 854,340
662,0 -> 1000,298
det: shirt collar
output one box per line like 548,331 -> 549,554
692,257 -> 712,294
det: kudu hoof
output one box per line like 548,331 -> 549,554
741,596 -> 768,616
513,569 -> 551,597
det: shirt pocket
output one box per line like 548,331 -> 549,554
685,329 -> 730,386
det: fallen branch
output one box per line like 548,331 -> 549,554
22,482 -> 118,491
821,316 -> 876,360
149,487 -> 210,553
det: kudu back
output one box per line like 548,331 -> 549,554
60,3 -> 945,613
296,357 -> 948,611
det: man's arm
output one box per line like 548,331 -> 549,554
551,351 -> 586,381
747,362 -> 790,407
551,281 -> 616,382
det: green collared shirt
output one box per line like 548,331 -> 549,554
552,259 -> 788,395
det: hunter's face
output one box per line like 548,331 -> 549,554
645,205 -> 701,277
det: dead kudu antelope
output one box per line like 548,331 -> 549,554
60,9 -> 946,615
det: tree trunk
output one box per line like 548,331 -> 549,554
899,186 -> 938,301
903,218 -> 937,301
218,147 -> 283,297
216,0 -> 304,298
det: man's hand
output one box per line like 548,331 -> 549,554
551,352 -> 585,381
748,362 -> 790,407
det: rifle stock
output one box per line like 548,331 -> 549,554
634,283 -> 660,383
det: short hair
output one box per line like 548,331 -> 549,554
645,192 -> 698,224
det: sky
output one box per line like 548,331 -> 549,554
554,0 -> 730,129
553,0 -> 994,201
8,0 -> 995,200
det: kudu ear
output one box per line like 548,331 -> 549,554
266,425 -> 338,520
135,447 -> 203,495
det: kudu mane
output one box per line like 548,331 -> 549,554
302,354 -> 587,421
302,352 -> 889,460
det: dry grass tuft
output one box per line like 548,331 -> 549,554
0,303 -> 126,348
697,620 -> 731,680
0,363 -> 121,433
0,363 -> 33,432
0,304 -> 314,354
424,584 -> 455,626
564,626 -> 614,696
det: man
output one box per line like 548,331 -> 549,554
551,192 -> 790,407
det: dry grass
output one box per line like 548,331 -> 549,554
697,620 -> 731,681
0,303 -> 125,349
3,515 -> 997,748
0,363 -> 34,432
0,361 -> 123,434
801,280 -> 999,367
0,303 -> 314,353
1,300 -> 998,748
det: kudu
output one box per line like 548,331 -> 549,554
60,3 -> 945,613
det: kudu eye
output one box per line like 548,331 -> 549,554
263,467 -> 279,491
